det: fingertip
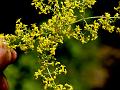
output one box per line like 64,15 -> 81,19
10,49 -> 17,63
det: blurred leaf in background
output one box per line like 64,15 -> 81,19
55,37 -> 108,90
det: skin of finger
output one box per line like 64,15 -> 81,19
0,41 -> 17,62
0,48 -> 11,71
0,41 -> 17,71
10,49 -> 17,63
0,73 -> 9,90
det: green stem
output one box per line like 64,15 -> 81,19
46,67 -> 57,87
72,16 -> 120,24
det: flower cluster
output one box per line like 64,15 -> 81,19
1,0 -> 120,90
34,60 -> 72,90
31,0 -> 96,14
98,12 -> 120,33
114,1 -> 120,13
0,34 -> 6,45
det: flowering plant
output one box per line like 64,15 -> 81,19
1,0 -> 120,89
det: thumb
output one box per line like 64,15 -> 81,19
0,44 -> 17,71
0,48 -> 11,71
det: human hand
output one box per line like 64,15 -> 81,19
0,40 -> 17,90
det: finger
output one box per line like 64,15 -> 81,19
0,73 -> 9,90
0,39 -> 17,71
0,48 -> 11,71
10,49 -> 17,63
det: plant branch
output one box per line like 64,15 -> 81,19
46,67 -> 56,87
72,16 -> 120,24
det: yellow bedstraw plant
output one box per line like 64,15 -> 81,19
0,0 -> 120,90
